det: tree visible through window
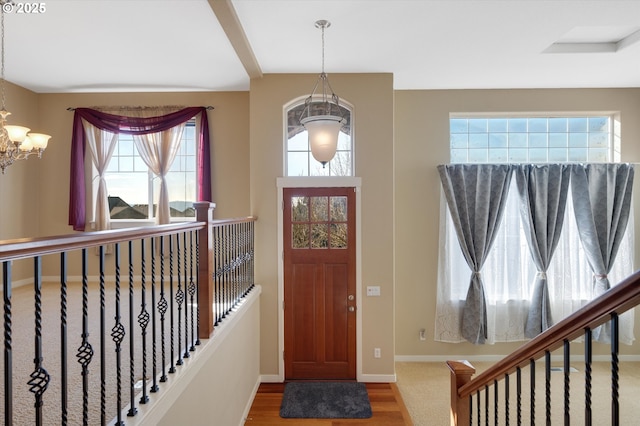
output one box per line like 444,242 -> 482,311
104,120 -> 197,220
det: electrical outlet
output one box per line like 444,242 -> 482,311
374,348 -> 381,358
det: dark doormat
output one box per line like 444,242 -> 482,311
279,381 -> 373,419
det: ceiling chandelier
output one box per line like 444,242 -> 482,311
0,5 -> 51,174
299,20 -> 346,168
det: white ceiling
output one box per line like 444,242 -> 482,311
5,0 -> 640,93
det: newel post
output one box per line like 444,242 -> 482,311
446,360 -> 475,426
194,202 -> 216,339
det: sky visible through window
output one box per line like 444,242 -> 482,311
450,116 -> 611,163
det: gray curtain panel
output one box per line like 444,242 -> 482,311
515,164 -> 571,338
437,164 -> 513,344
570,163 -> 635,341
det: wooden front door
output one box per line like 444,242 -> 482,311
283,187 -> 356,380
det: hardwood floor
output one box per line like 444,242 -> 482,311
244,382 -> 414,425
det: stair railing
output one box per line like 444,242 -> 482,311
448,269 -> 640,426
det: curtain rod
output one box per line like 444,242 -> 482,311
67,106 -> 214,111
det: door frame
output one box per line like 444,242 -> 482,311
276,176 -> 362,382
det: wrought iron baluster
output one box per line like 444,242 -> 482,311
60,253 -> 68,426
494,380 -> 498,426
563,339 -> 570,426
505,374 -> 509,426
3,261 -> 13,426
611,313 -> 619,426
98,246 -> 107,425
183,231 -> 190,359
138,239 -> 150,404
516,367 -> 521,426
188,230 -> 196,352
476,389 -> 480,426
150,238 -> 159,393
243,222 -> 249,296
175,233 -> 184,366
485,384 -> 489,426
545,350 -> 551,426
214,225 -> 221,325
585,328 -> 592,426
158,236 -> 168,382
530,359 -> 535,426
111,244 -> 125,426
249,220 -> 255,292
195,230 -> 201,346
127,241 -> 137,417
169,236 -> 176,374
469,393 -> 473,426
223,225 -> 229,318
29,256 -> 50,426
77,248 -> 94,424
233,223 -> 239,307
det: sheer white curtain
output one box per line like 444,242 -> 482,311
435,180 -> 635,344
83,120 -> 118,231
133,125 -> 185,224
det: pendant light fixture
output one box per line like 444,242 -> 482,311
299,20 -> 345,168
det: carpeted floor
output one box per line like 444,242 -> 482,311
395,361 -> 640,426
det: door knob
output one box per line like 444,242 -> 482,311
348,306 -> 355,312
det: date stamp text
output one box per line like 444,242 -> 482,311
2,2 -> 47,14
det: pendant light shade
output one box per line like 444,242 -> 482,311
299,20 -> 345,168
302,115 -> 345,165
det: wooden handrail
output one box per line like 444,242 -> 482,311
457,269 -> 640,399
0,222 -> 206,262
210,216 -> 258,226
1,205 -> 258,340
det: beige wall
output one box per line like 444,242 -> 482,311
394,88 -> 640,358
250,74 -> 396,378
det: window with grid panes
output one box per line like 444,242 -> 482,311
449,115 -> 611,163
104,120 -> 197,221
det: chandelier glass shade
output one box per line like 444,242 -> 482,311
0,4 -> 51,174
299,20 -> 345,168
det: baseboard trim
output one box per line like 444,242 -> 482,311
395,354 -> 640,363
359,374 -> 397,383
259,374 -> 282,383
240,376 -> 262,426
258,373 -> 397,383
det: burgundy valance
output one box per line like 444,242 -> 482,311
69,107 -> 211,231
